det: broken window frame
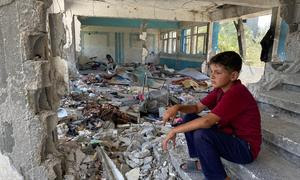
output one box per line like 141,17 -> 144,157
191,26 -> 207,55
182,25 -> 208,56
161,31 -> 177,54
182,28 -> 192,54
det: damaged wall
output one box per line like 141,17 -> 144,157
0,0 -> 63,179
80,26 -> 159,64
48,7 -> 79,78
249,0 -> 300,96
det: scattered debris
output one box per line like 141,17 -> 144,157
56,63 -> 211,179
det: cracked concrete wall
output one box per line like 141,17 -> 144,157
249,0 -> 300,98
0,0 -> 63,179
49,10 -> 78,79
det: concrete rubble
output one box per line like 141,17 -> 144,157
55,63 -> 211,179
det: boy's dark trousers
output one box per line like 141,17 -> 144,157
182,114 -> 253,180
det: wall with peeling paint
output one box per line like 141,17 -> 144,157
80,26 -> 159,64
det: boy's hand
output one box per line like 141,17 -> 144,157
162,105 -> 179,126
162,129 -> 177,151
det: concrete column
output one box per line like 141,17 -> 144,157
271,7 -> 281,61
206,22 -> 213,61
234,18 -> 246,59
63,10 -> 79,78
0,0 -> 63,179
140,21 -> 148,64
175,29 -> 181,69
212,22 -> 220,54
202,22 -> 219,74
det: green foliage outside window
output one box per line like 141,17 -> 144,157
218,22 -> 268,67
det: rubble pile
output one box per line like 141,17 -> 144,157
82,103 -> 137,125
57,141 -> 103,180
96,122 -> 181,179
56,63 -> 211,179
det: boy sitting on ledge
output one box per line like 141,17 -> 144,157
162,51 -> 262,180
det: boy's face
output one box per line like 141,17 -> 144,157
210,63 -> 239,91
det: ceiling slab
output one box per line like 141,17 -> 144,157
209,5 -> 270,21
66,0 -> 211,22
194,0 -> 280,8
66,0 -> 275,22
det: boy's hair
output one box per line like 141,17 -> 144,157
209,51 -> 242,73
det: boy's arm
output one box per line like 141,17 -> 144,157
173,112 -> 219,133
162,113 -> 220,150
162,103 -> 206,125
177,102 -> 206,114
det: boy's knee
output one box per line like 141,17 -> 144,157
192,128 -> 215,142
182,113 -> 199,123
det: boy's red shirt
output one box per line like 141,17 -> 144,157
200,80 -> 262,159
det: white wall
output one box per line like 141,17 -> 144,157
80,26 -> 159,63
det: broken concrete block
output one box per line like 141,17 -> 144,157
67,152 -> 75,162
57,123 -> 69,138
82,155 -> 94,163
140,169 -> 150,177
26,155 -> 62,180
78,130 -> 92,137
141,163 -> 152,171
64,174 -> 76,180
125,168 -> 140,180
152,169 -> 160,179
26,165 -> 56,180
143,156 -> 153,165
80,164 -> 88,172
126,140 -> 142,152
120,163 -> 131,175
119,137 -> 131,146
133,149 -> 151,159
168,163 -> 176,178
130,156 -> 144,165
125,157 -> 143,169
161,166 -> 169,180
24,60 -> 51,90
141,141 -> 153,151
66,167 -> 76,175
75,149 -> 86,167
